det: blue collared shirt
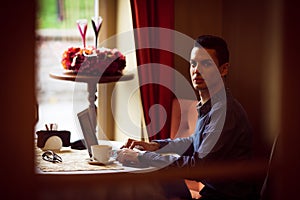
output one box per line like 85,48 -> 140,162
138,89 -> 257,198
139,88 -> 252,165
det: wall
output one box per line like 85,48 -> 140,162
97,0 -> 144,142
222,0 -> 281,157
114,0 -> 144,142
174,0 -> 223,100
97,0 -> 117,140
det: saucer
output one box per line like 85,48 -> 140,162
87,158 -> 115,165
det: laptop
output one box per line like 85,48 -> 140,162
77,109 -> 98,158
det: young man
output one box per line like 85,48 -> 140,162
117,35 -> 260,199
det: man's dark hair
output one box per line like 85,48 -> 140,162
194,35 -> 229,66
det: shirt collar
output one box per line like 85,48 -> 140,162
196,88 -> 228,117
196,100 -> 211,117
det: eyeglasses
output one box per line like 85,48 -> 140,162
42,150 -> 62,163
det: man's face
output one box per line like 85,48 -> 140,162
189,47 -> 227,92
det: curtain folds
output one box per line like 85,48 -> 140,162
130,0 -> 175,140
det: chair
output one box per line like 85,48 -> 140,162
260,134 -> 279,200
170,98 -> 204,199
170,98 -> 198,138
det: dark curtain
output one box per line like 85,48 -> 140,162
130,0 -> 175,140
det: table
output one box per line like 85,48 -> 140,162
35,140 -> 267,199
49,70 -> 134,136
35,141 -> 163,200
35,140 -> 155,175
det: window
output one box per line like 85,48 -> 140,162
35,0 -> 143,142
35,0 -> 95,142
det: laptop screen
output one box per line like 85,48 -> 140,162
77,109 -> 98,157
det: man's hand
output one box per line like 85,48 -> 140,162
116,148 -> 139,164
121,138 -> 160,151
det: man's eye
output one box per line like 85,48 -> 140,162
201,60 -> 214,68
190,60 -> 198,67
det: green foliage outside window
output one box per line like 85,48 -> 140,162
37,0 -> 94,29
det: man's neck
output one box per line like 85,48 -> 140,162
199,89 -> 210,105
199,85 -> 225,105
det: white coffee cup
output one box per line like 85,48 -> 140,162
91,145 -> 112,163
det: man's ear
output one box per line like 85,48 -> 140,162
220,63 -> 229,77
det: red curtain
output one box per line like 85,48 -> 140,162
130,0 -> 175,140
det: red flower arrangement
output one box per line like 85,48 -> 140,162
61,47 -> 126,76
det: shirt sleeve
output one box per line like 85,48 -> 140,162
153,137 -> 193,155
138,99 -> 251,170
